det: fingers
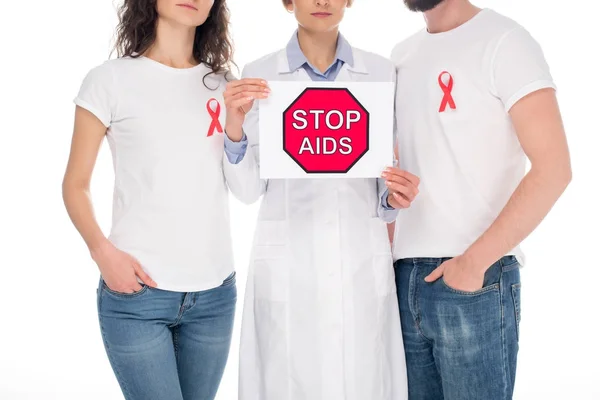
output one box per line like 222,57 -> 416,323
386,181 -> 418,201
130,282 -> 144,293
382,167 -> 421,186
225,88 -> 269,101
224,79 -> 270,104
224,92 -> 269,109
226,78 -> 269,89
229,97 -> 255,110
386,176 -> 419,197
384,173 -> 416,187
133,262 -> 157,287
389,192 -> 411,209
424,265 -> 445,283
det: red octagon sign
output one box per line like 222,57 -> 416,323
283,88 -> 369,173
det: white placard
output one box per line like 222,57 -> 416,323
258,81 -> 394,179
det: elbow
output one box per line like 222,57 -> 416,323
62,175 -> 89,204
556,162 -> 573,193
534,160 -> 572,195
564,164 -> 573,187
61,176 -> 74,202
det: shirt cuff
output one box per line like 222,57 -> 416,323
381,189 -> 394,210
224,133 -> 248,165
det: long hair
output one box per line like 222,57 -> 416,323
113,0 -> 234,82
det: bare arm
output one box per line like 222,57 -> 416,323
62,107 -> 155,292
426,89 -> 571,288
62,107 -> 110,253
462,88 -> 571,270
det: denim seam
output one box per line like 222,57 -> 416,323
501,259 -> 520,272
170,294 -> 189,328
173,326 -> 180,368
411,259 -> 434,344
499,267 -> 510,399
98,292 -> 133,400
512,283 -> 521,340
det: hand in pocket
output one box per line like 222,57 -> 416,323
92,241 -> 156,294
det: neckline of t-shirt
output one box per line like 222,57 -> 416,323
137,55 -> 208,73
423,7 -> 491,39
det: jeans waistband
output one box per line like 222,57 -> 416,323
395,255 -> 518,268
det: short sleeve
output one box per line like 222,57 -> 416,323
73,63 -> 115,127
491,26 -> 556,112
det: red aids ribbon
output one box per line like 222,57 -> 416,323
206,98 -> 223,137
438,71 -> 456,112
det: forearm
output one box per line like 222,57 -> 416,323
62,181 -> 110,257
464,165 -> 571,271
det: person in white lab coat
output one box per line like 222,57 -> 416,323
222,1 -> 419,399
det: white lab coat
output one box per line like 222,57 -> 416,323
224,46 -> 408,400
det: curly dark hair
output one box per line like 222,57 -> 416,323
113,0 -> 234,79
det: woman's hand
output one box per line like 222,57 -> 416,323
382,167 -> 421,209
223,78 -> 270,141
92,241 -> 156,294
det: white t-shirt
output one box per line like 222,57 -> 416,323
391,9 -> 556,263
74,56 -> 234,292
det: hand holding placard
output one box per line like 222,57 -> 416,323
223,78 -> 270,141
382,167 -> 420,209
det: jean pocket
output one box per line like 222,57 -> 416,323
440,261 -> 502,296
101,279 -> 149,298
512,283 -> 521,339
441,278 -> 500,296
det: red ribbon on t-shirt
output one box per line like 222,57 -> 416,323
206,98 -> 224,137
438,71 -> 456,112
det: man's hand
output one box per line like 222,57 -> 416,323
424,255 -> 485,292
382,167 -> 420,209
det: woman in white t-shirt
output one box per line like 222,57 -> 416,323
62,1 -> 239,399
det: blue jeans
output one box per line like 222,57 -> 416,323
97,272 -> 237,400
394,256 -> 521,400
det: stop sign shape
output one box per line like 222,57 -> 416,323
283,88 -> 369,173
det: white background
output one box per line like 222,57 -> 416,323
0,0 -> 598,399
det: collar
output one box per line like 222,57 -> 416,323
285,30 -> 354,73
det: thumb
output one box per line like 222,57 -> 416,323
425,265 -> 445,283
132,261 -> 157,287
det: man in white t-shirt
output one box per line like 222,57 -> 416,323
390,1 -> 571,398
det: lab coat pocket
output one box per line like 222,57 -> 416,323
251,247 -> 291,389
252,220 -> 289,302
369,218 -> 392,255
253,255 -> 289,302
369,218 -> 395,296
373,255 -> 395,296
254,220 -> 288,247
